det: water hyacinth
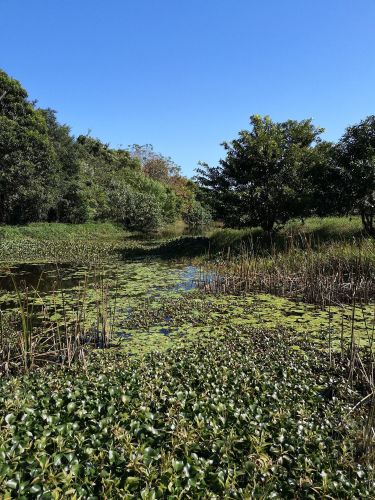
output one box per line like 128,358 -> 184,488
0,328 -> 374,498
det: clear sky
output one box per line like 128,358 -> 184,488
1,0 -> 374,177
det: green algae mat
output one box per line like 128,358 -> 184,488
1,259 -> 374,356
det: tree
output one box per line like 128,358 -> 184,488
336,116 -> 375,235
182,200 -> 212,229
304,141 -> 346,217
196,115 -> 324,231
77,135 -> 141,221
129,144 -> 181,183
0,70 -> 58,224
41,109 -> 88,223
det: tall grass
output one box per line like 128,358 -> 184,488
206,217 -> 363,256
198,236 -> 375,306
0,268 -> 115,375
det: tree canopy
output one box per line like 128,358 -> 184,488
197,115 -> 325,231
0,69 -> 209,232
197,114 -> 375,234
0,70 -> 58,223
335,116 -> 375,234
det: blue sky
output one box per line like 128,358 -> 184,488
1,0 -> 375,177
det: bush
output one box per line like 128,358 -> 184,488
112,186 -> 163,232
182,200 -> 212,228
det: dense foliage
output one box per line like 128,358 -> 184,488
335,116 -> 375,235
0,70 -> 208,232
0,329 -> 373,498
0,72 -> 58,224
197,115 -> 324,231
197,115 -> 375,233
182,199 -> 212,229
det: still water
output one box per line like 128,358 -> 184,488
0,259 -> 206,354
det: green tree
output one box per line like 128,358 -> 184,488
41,109 -> 88,223
197,115 -> 324,231
336,116 -> 375,235
304,141 -> 346,217
77,135 -> 141,221
182,199 -> 212,229
0,70 -> 58,223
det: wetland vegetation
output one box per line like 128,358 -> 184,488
1,69 -> 375,497
1,219 -> 375,497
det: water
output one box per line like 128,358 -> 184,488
0,260 -> 201,332
0,262 -> 199,296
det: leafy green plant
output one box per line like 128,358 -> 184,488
0,329 -> 373,497
182,200 -> 212,229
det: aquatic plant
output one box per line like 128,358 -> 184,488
0,269 -> 116,375
197,237 -> 375,306
0,328 -> 374,497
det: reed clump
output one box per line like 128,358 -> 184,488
0,270 -> 115,376
198,236 -> 375,306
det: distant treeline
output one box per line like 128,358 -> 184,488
197,114 -> 375,235
0,69 -> 211,231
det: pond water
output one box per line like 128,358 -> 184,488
0,259 -> 202,343
1,257 -> 374,356
0,261 -> 199,297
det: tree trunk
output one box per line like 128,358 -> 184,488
361,211 -> 375,237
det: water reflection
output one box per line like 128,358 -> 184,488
0,260 -> 201,314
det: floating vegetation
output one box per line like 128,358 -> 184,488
0,329 -> 374,498
0,262 -> 199,374
3,260 -> 375,368
121,291 -> 375,353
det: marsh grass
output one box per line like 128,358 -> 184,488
198,236 -> 375,306
0,222 -> 128,264
208,216 -> 365,253
0,268 -> 115,375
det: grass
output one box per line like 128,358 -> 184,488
197,238 -> 375,305
124,216 -> 366,260
205,216 -> 365,256
285,216 -> 363,237
161,217 -> 375,307
0,216 -> 368,263
0,222 -> 126,242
